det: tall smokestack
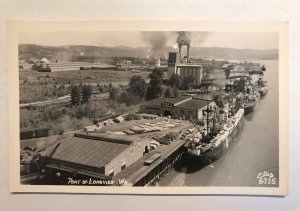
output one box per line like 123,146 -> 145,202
177,32 -> 191,63
178,45 -> 182,63
187,45 -> 190,63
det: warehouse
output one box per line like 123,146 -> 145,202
30,57 -> 118,72
44,132 -> 152,183
140,95 -> 216,120
41,113 -> 195,185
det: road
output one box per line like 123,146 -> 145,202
20,92 -> 109,108
20,95 -> 70,108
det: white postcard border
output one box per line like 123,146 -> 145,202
8,21 -> 288,195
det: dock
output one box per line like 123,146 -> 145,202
113,136 -> 189,186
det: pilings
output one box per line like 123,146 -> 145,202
133,146 -> 185,187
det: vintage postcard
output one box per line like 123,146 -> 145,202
8,21 -> 288,195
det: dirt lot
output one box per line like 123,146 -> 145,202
95,116 -> 193,140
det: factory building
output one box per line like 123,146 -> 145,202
30,58 -> 118,72
167,36 -> 203,86
168,51 -> 203,87
44,132 -> 152,182
140,96 -> 216,120
176,64 -> 203,86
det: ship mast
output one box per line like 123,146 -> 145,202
204,89 -> 213,136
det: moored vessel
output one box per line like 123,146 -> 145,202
243,90 -> 260,115
185,88 -> 244,162
257,78 -> 269,96
187,108 -> 244,162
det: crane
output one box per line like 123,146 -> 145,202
30,142 -> 61,174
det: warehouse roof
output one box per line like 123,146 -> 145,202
143,96 -> 192,107
74,132 -> 135,144
192,91 -> 225,101
176,64 -> 203,67
50,136 -> 130,168
178,99 -> 210,110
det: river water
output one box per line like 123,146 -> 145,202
158,60 -> 279,187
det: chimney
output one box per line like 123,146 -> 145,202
187,46 -> 190,63
178,45 -> 182,63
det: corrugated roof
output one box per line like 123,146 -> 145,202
177,64 -> 202,67
193,91 -> 225,101
74,132 -> 135,144
50,136 -> 130,168
178,99 -> 209,109
143,96 -> 192,106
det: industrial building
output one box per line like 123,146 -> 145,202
167,48 -> 203,86
42,115 -> 194,184
37,114 -> 197,184
140,95 -> 216,120
167,37 -> 203,86
176,63 -> 203,86
38,62 -> 117,72
27,58 -> 118,72
44,131 -> 152,182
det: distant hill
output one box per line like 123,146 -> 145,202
189,47 -> 278,60
19,44 -> 278,61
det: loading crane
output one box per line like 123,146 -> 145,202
30,143 -> 61,174
21,143 -> 61,184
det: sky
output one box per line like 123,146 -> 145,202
19,31 -> 278,50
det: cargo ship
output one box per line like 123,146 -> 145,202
243,90 -> 260,115
257,78 -> 269,96
185,91 -> 244,162
186,109 -> 244,162
224,75 -> 259,115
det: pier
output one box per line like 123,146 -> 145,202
113,137 -> 188,186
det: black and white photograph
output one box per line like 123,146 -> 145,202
8,21 -> 288,195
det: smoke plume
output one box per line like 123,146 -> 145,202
141,31 -> 212,57
177,31 -> 191,47
191,32 -> 211,46
177,31 -> 212,47
141,32 -> 174,57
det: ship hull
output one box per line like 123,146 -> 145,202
187,109 -> 244,162
244,97 -> 259,115
259,87 -> 268,97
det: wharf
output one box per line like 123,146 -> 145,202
113,132 -> 194,186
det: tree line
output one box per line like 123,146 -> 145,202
109,75 -> 147,106
70,68 -> 199,108
21,68 -> 198,134
70,84 -> 93,106
108,68 -> 197,106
